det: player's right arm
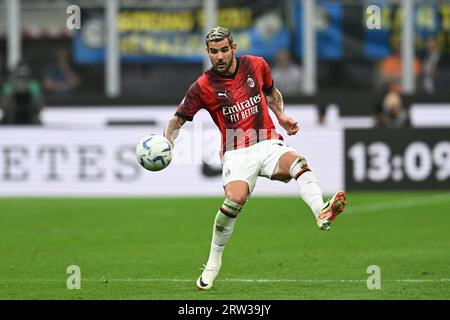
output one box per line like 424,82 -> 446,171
164,80 -> 204,147
164,115 -> 186,147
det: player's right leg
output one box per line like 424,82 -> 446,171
196,181 -> 248,290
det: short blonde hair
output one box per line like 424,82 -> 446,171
205,26 -> 233,46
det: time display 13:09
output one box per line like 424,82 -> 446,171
348,141 -> 450,182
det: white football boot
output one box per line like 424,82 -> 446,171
196,264 -> 221,290
316,191 -> 347,231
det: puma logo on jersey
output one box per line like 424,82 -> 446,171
217,91 -> 228,98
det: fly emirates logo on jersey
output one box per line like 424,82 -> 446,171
221,94 -> 261,123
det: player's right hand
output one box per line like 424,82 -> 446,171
163,132 -> 174,148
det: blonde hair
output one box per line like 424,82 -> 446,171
205,26 -> 233,46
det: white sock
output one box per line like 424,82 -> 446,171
295,171 -> 324,217
206,210 -> 237,267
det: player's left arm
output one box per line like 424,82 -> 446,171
265,85 -> 300,136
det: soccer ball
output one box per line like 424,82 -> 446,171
136,134 -> 173,171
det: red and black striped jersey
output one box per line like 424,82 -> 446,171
175,55 -> 283,154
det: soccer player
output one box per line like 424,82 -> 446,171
164,27 -> 346,290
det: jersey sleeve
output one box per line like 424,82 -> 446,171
260,57 -> 274,93
175,81 -> 203,121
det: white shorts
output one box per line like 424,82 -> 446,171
222,139 -> 296,195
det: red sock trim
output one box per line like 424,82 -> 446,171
220,207 -> 237,218
294,168 -> 311,180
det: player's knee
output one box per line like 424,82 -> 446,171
220,198 -> 244,217
225,188 -> 248,206
290,156 -> 311,180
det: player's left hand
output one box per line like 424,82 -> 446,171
278,114 -> 300,136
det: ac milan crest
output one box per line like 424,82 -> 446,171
247,76 -> 255,88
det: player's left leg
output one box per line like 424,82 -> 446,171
272,151 -> 324,216
272,151 -> 346,230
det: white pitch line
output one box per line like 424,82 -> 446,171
1,278 -> 449,283
344,193 -> 450,215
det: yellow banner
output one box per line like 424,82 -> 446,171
118,8 -> 252,33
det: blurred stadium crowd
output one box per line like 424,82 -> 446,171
1,0 -> 450,126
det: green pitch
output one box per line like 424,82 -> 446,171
0,192 -> 449,300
